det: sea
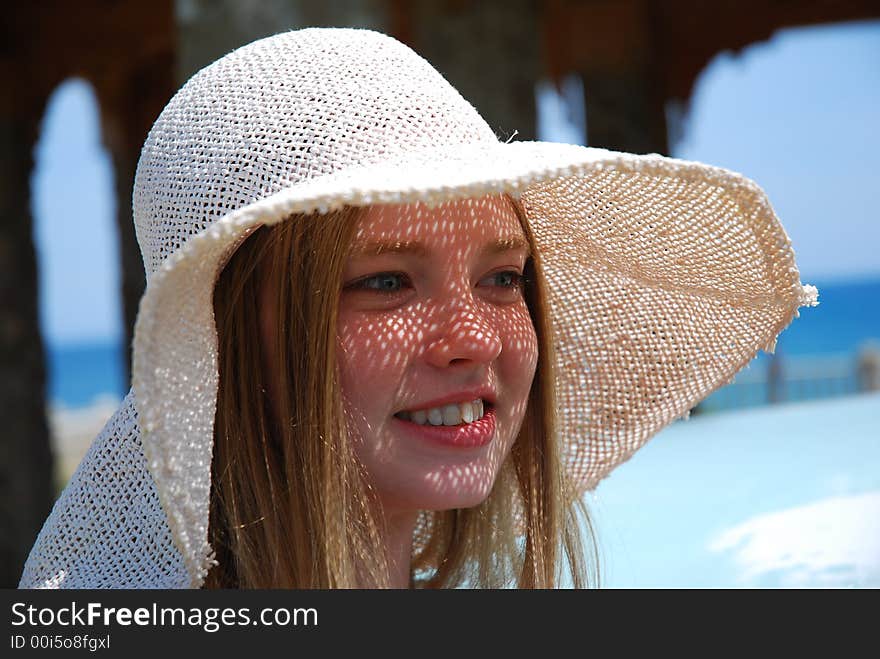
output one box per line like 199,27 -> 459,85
46,276 -> 880,411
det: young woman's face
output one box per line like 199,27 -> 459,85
335,195 -> 539,514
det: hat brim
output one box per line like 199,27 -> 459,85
131,139 -> 818,586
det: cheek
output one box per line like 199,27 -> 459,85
335,312 -> 420,418
500,306 -> 540,391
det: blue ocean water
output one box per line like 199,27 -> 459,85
760,276 -> 879,356
46,277 -> 880,410
46,340 -> 127,409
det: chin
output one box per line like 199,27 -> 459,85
423,491 -> 493,512
379,464 -> 502,514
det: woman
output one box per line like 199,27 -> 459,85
208,195 -> 591,588
20,28 -> 817,589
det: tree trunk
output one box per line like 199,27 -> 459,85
0,109 -> 55,588
95,49 -> 176,387
395,0 -> 540,142
176,0 -> 388,82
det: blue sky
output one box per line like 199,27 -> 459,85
32,20 -> 880,347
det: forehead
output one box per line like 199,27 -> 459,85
352,195 -> 525,247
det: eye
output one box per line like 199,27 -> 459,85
345,271 -> 412,295
481,270 -> 526,292
479,270 -> 528,303
342,269 -> 528,301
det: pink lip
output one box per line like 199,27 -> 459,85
397,387 -> 497,414
391,405 -> 496,448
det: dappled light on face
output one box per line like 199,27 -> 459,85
336,194 -> 539,513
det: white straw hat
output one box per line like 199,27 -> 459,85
20,27 -> 817,588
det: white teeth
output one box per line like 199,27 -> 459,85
441,404 -> 460,425
398,399 -> 487,426
461,403 -> 474,424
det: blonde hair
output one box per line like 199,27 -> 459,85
205,197 -> 599,588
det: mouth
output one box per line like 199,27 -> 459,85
393,399 -> 495,427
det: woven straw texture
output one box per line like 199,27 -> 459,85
20,28 -> 817,589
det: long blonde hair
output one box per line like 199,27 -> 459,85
205,197 -> 599,588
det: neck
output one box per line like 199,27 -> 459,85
384,510 -> 418,588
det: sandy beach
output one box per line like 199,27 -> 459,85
46,395 -> 120,488
592,391 -> 880,587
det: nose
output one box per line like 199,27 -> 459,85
423,304 -> 503,369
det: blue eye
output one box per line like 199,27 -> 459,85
488,271 -> 526,290
346,270 -> 526,296
350,272 -> 411,293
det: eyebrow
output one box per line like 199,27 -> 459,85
350,236 -> 531,259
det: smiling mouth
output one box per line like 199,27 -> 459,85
393,400 -> 494,426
